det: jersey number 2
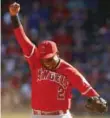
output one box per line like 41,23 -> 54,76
57,86 -> 65,100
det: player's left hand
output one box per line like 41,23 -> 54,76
85,96 -> 108,113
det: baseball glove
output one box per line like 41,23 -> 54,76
85,96 -> 108,113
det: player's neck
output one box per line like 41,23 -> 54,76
54,58 -> 61,70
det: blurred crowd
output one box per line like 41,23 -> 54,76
1,0 -> 110,113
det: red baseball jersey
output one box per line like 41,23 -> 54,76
14,25 -> 99,111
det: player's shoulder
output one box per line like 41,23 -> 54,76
26,46 -> 41,69
60,59 -> 78,73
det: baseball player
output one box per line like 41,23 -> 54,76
9,2 -> 108,118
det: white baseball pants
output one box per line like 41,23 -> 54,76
32,110 -> 72,118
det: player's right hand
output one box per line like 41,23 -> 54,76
9,2 -> 20,16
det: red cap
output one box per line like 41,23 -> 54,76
38,40 -> 58,59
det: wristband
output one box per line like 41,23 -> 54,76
11,15 -> 21,28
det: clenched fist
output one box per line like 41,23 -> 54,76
9,2 -> 20,16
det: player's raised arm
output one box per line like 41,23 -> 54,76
9,2 -> 36,58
